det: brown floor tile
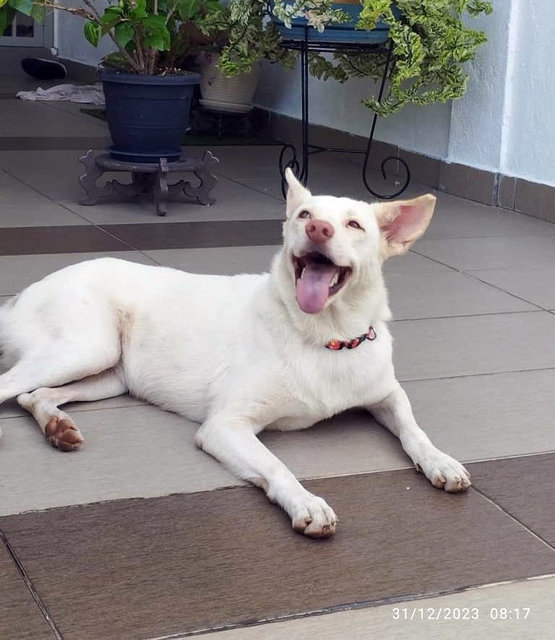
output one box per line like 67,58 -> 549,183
0,539 -> 55,639
0,226 -> 132,255
468,453 -> 555,547
101,219 -> 283,250
0,137 -> 110,151
1,469 -> 554,640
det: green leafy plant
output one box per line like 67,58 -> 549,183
229,0 -> 493,117
0,0 -> 45,36
195,0 -> 296,75
1,0 -> 294,75
353,0 -> 494,116
1,0 -> 235,74
2,0 -> 492,113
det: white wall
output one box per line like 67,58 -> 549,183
446,1 -> 512,171
255,60 -> 452,159
499,0 -> 555,187
255,0 -> 555,186
54,1 -> 114,67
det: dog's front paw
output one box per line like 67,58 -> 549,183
416,449 -> 471,493
291,494 -> 337,538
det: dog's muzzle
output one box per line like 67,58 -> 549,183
292,251 -> 352,314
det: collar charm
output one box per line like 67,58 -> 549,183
325,326 -> 377,351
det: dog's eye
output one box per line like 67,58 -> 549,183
298,210 -> 311,219
347,220 -> 364,231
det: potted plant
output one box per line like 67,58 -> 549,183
193,0 -> 295,111
2,0 -> 225,162
271,0 -> 395,44
269,0 -> 493,117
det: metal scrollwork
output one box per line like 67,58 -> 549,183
277,34 -> 411,201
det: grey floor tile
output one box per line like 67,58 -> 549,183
146,244 -> 280,273
414,234 -> 555,271
468,264 -> 555,309
71,174 -> 285,225
0,543 -> 54,640
233,176 -> 284,199
0,150 -> 105,212
392,311 -> 555,380
200,576 -> 555,640
385,250 -> 454,275
468,454 -> 555,546
0,169 -> 87,227
3,368 -> 552,502
0,151 -> 285,224
426,193 -> 555,239
1,471 -> 553,639
263,412 -> 409,479
208,145 -> 284,179
0,404 -> 238,516
0,99 -> 107,138
0,403 -> 412,515
386,270 -> 535,320
403,369 -> 555,461
0,251 -> 156,296
213,147 -> 427,202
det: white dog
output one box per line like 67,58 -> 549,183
0,169 -> 470,537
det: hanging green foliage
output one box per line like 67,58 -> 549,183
309,0 -> 493,116
1,0 -> 492,116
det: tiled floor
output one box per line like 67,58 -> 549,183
0,69 -> 554,639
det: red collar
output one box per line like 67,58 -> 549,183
325,326 -> 377,350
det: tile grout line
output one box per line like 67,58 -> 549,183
462,271 -> 549,312
0,528 -> 64,640
143,572 -> 555,640
1,166 -> 161,258
217,173 -> 284,203
392,308 -> 545,323
399,365 -> 555,383
0,166 -> 94,226
4,452 -> 553,518
408,248 -> 460,273
470,485 -> 555,553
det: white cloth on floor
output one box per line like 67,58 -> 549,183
16,83 -> 105,105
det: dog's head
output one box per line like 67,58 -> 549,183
282,168 -> 436,315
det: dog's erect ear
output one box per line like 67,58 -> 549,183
285,168 -> 311,217
374,194 -> 436,258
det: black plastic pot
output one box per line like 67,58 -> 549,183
100,70 -> 201,163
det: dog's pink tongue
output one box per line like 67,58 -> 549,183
296,263 -> 337,314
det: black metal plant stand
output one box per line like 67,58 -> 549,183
278,33 -> 410,199
78,149 -> 219,217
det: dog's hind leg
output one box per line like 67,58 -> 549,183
195,414 -> 337,538
0,328 -> 121,407
17,368 -> 127,451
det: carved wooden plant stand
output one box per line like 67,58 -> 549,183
78,149 -> 219,217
